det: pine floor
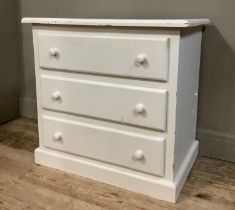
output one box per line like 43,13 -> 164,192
0,117 -> 234,210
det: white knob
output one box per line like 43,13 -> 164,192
52,91 -> 61,101
133,150 -> 144,160
53,132 -> 62,141
136,54 -> 147,64
134,103 -> 146,114
49,48 -> 59,56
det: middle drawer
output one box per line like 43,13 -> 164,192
41,75 -> 168,131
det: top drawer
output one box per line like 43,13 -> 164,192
38,31 -> 170,81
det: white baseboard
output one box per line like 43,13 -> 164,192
197,128 -> 235,162
35,141 -> 198,203
174,141 -> 198,199
20,97 -> 37,119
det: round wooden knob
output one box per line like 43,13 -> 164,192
134,103 -> 145,114
136,54 -> 147,64
53,132 -> 62,141
133,150 -> 144,160
52,91 -> 61,101
49,48 -> 59,56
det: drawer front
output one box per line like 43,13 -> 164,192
42,115 -> 165,176
38,32 -> 169,81
41,75 -> 168,131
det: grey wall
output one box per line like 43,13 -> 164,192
18,0 -> 235,161
0,0 -> 20,123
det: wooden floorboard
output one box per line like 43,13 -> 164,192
0,118 -> 234,210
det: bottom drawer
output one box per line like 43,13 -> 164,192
42,115 -> 166,176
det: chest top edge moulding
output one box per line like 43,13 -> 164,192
21,18 -> 210,27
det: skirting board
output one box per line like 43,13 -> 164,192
0,97 -> 19,124
35,140 -> 198,203
20,97 -> 37,119
197,128 -> 235,162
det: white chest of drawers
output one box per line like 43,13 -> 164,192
22,18 -> 209,203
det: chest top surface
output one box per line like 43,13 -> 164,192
21,18 -> 210,28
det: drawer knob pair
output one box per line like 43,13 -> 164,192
136,54 -> 147,65
49,48 -> 59,57
134,103 -> 146,114
133,150 -> 144,160
52,91 -> 61,101
53,132 -> 62,141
